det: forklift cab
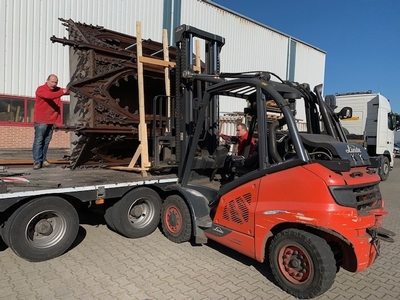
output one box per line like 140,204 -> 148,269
179,71 -> 372,190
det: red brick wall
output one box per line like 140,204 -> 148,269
0,125 -> 70,148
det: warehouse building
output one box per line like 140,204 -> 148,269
0,0 -> 325,149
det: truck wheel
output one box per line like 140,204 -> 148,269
104,205 -> 116,231
0,222 -> 7,246
269,229 -> 336,299
380,156 -> 390,181
161,195 -> 192,243
3,196 -> 79,262
112,187 -> 161,238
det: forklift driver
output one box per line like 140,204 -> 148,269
219,123 -> 255,157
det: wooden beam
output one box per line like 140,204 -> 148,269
139,56 -> 200,72
139,56 -> 175,68
163,29 -> 171,132
195,40 -> 201,72
136,21 -> 151,172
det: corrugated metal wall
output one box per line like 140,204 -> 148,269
0,0 -> 325,115
294,42 -> 326,90
182,1 -> 289,73
181,0 -> 325,114
0,0 -> 164,98
292,42 -> 326,123
181,0 -> 289,113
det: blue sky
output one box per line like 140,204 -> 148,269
212,0 -> 400,113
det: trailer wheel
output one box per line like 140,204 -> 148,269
104,205 -> 116,231
380,156 -> 390,181
112,187 -> 161,238
2,213 -> 20,247
269,229 -> 336,299
3,196 -> 79,262
0,223 -> 7,246
161,195 -> 192,243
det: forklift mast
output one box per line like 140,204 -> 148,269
174,25 -> 225,179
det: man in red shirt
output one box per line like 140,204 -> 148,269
220,122 -> 255,156
32,74 -> 69,169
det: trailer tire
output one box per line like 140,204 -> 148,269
112,187 -> 161,238
104,205 -> 116,231
0,221 -> 10,246
380,156 -> 390,181
161,195 -> 192,243
3,196 -> 79,262
2,213 -> 16,246
269,229 -> 336,299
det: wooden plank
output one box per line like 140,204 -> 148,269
139,56 -> 175,68
136,21 -> 150,171
139,55 -> 200,72
110,166 -> 148,176
163,29 -> 171,132
128,144 -> 142,168
195,40 -> 201,72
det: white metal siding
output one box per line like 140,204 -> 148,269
1,0 -> 325,116
181,0 -> 325,114
294,42 -> 326,91
181,0 -> 290,113
0,0 -> 164,98
292,42 -> 326,122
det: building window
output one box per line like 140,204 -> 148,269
0,97 -> 25,122
0,95 -> 69,125
27,100 -> 35,123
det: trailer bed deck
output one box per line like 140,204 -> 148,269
0,166 -> 178,206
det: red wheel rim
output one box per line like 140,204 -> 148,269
165,206 -> 182,234
277,244 -> 312,284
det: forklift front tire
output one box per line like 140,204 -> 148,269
161,195 -> 192,243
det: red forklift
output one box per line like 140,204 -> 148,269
155,25 -> 395,298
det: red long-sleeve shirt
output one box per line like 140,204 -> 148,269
220,132 -> 255,156
34,83 -> 69,124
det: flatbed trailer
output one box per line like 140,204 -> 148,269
1,167 -> 177,198
0,167 -> 178,262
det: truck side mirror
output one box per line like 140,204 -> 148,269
338,107 -> 352,119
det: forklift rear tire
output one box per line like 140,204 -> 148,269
112,187 -> 162,238
269,229 -> 336,299
161,195 -> 192,243
380,156 -> 390,181
3,196 -> 79,262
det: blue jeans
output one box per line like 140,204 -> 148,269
32,123 -> 54,164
